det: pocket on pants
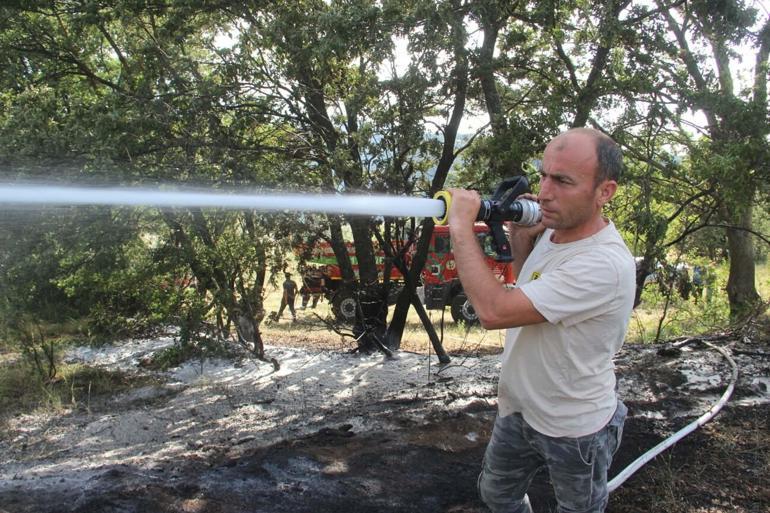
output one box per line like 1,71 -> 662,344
608,400 -> 628,456
574,431 -> 599,466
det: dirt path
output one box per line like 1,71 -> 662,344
1,333 -> 768,513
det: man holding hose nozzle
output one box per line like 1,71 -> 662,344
447,128 -> 636,513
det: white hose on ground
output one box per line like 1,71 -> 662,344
608,341 -> 739,493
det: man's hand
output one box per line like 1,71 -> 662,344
505,193 -> 546,275
445,188 -> 481,228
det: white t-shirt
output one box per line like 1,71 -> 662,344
498,221 -> 636,438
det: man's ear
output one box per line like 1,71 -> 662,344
597,180 -> 617,206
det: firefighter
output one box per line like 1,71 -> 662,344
300,266 -> 325,309
447,128 -> 635,513
277,272 -> 298,322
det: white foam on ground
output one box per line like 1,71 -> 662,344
0,338 -> 501,490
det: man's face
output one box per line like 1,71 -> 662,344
537,132 -> 613,237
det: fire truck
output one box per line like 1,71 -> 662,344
302,224 -> 516,324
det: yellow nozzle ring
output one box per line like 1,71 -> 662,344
433,190 -> 452,226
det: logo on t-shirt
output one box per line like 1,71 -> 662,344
530,271 -> 541,281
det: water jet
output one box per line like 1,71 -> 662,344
0,183 -> 446,219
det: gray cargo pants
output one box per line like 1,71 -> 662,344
478,401 -> 627,513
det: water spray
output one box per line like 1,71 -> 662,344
0,184 -> 446,219
0,178 -> 541,261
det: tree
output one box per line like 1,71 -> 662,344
2,0 -> 767,361
385,0 -> 470,356
214,0 -> 479,354
651,0 -> 769,319
0,2 -> 295,361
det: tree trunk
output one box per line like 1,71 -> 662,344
634,255 -> 655,308
328,218 -> 357,284
235,308 -> 263,358
477,9 -> 512,177
349,217 -> 387,353
725,203 -> 761,320
386,10 -> 469,352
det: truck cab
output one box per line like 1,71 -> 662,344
301,223 -> 516,324
420,224 -> 515,324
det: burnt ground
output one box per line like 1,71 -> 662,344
1,329 -> 769,513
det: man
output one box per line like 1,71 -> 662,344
277,272 -> 298,322
447,128 -> 636,513
300,265 -> 325,309
692,265 -> 704,303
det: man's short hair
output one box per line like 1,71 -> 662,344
555,128 -> 623,184
594,132 -> 623,184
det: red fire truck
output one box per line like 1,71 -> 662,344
303,224 -> 516,324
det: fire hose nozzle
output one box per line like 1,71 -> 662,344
431,191 -> 542,227
478,197 -> 542,226
432,190 -> 452,226
431,177 -> 539,262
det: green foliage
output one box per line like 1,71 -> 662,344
629,263 -> 732,343
0,206 -> 185,341
0,2 -> 300,354
629,260 -> 770,343
143,336 -> 236,372
0,317 -> 159,419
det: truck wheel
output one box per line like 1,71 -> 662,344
450,293 -> 479,325
332,289 -> 357,323
386,284 -> 403,305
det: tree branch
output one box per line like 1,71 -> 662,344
666,222 -> 770,248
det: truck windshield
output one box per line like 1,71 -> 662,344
477,232 -> 496,257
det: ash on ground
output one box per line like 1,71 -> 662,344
1,327 -> 768,513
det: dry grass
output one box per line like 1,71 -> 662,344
0,359 -> 160,420
259,261 -> 770,351
257,283 -> 506,356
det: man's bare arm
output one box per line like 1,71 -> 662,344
447,189 -> 546,330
